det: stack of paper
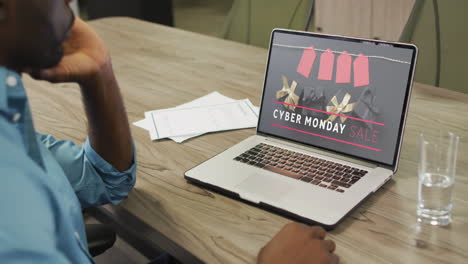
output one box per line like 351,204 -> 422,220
134,92 -> 260,143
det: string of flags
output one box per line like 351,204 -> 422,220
274,43 -> 411,88
298,46 -> 370,87
274,44 -> 411,64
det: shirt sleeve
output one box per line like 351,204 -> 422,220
37,133 -> 137,208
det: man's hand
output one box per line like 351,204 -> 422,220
30,17 -> 133,172
33,16 -> 110,85
258,223 -> 339,264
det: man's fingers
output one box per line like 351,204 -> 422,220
323,239 -> 336,253
37,69 -> 65,83
34,63 -> 74,83
329,253 -> 340,264
309,226 -> 326,239
28,67 -> 61,82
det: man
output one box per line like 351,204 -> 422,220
0,1 -> 338,263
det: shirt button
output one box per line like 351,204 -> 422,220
6,75 -> 18,87
12,113 -> 21,122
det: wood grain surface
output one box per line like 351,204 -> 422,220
24,17 -> 468,264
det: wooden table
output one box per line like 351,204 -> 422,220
25,17 -> 468,264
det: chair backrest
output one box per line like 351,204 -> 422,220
223,0 -> 312,48
400,0 -> 468,93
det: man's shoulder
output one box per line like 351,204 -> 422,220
0,116 -> 57,221
0,111 -> 24,148
0,114 -> 39,181
0,120 -> 68,262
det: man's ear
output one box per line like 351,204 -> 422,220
0,2 -> 5,21
0,0 -> 7,21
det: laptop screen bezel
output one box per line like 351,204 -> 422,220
255,29 -> 418,169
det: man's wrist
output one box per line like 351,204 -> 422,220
79,58 -> 116,91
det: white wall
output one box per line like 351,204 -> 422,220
70,0 -> 80,16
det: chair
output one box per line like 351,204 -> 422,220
83,208 -> 117,257
84,0 -> 174,26
86,223 -> 117,257
400,0 -> 468,93
222,0 -> 313,48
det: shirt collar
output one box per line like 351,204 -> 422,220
0,67 -> 24,110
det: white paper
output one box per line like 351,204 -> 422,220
145,99 -> 258,140
133,118 -> 152,130
133,92 -> 259,142
166,92 -> 237,142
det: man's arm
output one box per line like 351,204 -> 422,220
32,18 -> 136,207
80,60 -> 133,172
36,17 -> 133,172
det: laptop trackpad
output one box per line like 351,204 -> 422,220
235,173 -> 292,203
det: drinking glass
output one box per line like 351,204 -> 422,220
417,132 -> 459,226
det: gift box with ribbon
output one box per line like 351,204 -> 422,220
298,86 -> 327,118
326,89 -> 356,123
276,75 -> 300,111
352,87 -> 380,129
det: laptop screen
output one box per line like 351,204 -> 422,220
257,30 -> 417,167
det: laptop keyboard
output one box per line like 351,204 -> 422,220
233,143 -> 368,193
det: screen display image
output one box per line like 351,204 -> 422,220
258,31 -> 416,166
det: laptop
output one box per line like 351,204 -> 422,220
185,29 -> 418,229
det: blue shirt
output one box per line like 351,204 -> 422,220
0,67 -> 137,263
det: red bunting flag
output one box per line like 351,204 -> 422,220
336,51 -> 352,83
318,49 -> 335,81
354,54 -> 370,87
296,46 -> 316,78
